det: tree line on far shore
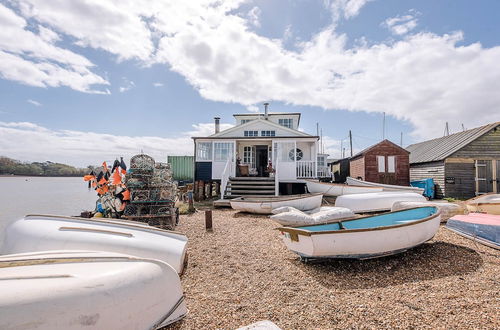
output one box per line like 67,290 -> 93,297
0,156 -> 90,177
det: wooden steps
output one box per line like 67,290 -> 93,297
224,177 -> 276,198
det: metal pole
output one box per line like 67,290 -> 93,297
400,132 -> 403,147
382,112 -> 386,140
349,130 -> 353,157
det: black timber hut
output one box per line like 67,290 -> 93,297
406,122 -> 500,199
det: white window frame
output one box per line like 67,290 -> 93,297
214,142 -> 234,162
387,156 -> 396,173
261,130 -> 276,137
242,146 -> 255,167
241,119 -> 251,124
278,118 -> 293,129
377,155 -> 385,173
196,141 -> 212,161
244,130 -> 258,137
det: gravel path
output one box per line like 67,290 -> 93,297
168,209 -> 499,329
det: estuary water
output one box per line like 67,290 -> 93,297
0,176 -> 97,242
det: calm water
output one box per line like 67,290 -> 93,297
0,176 -> 97,242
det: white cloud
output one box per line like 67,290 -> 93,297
0,120 -> 233,167
1,1 -> 499,140
383,12 -> 419,35
0,3 -> 109,93
247,6 -> 261,28
119,78 -> 135,93
27,99 -> 42,106
246,105 -> 259,112
153,82 -> 164,87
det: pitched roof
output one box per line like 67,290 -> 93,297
406,122 -> 500,164
351,139 -> 409,159
209,117 -> 312,138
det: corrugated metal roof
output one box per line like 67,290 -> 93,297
406,122 -> 500,164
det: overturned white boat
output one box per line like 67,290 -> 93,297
346,177 -> 424,194
230,194 -> 323,215
0,250 -> 187,329
2,214 -> 188,273
465,193 -> 500,215
277,206 -> 441,259
392,201 -> 461,222
335,192 -> 427,213
305,179 -> 383,196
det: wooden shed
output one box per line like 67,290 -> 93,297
349,139 -> 410,186
406,122 -> 500,199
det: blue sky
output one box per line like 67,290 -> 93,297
1,0 -> 499,166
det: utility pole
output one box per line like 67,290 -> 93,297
400,132 -> 403,147
349,130 -> 353,157
444,122 -> 450,136
462,123 -> 465,131
320,129 -> 323,154
316,123 -> 319,137
340,139 -> 343,159
382,112 -> 386,140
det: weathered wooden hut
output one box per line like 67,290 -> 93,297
329,157 -> 350,183
349,139 -> 410,186
406,122 -> 500,199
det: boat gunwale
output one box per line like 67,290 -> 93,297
304,179 -> 382,190
346,177 -> 424,192
24,214 -> 187,240
277,206 -> 441,236
230,193 -> 323,204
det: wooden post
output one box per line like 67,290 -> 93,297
198,180 -> 205,200
205,210 -> 213,231
215,182 -> 220,196
187,191 -> 195,213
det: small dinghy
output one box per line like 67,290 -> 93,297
465,193 -> 500,215
446,213 -> 499,249
0,251 -> 187,329
392,201 -> 462,222
230,194 -> 323,214
305,179 -> 383,196
346,177 -> 424,194
2,214 -> 188,273
335,192 -> 427,213
277,206 -> 441,259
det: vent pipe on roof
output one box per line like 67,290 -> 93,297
263,102 -> 269,120
214,117 -> 220,134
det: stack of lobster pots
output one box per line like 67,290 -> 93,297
123,154 -> 179,229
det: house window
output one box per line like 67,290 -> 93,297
377,155 -> 385,172
261,130 -> 275,137
388,156 -> 396,173
317,155 -> 326,167
278,118 -> 293,128
214,142 -> 233,162
241,119 -> 251,124
289,148 -> 303,161
244,130 -> 258,137
196,142 -> 212,161
243,146 -> 255,166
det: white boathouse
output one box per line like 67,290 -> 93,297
192,105 -> 329,197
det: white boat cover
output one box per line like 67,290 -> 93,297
346,177 -> 424,194
2,214 -> 188,273
0,250 -> 187,329
306,180 -> 383,196
230,194 -> 323,214
335,192 -> 426,213
271,206 -> 355,226
392,201 -> 462,222
236,320 -> 282,330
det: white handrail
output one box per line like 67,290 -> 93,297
274,144 -> 279,196
220,157 -> 232,200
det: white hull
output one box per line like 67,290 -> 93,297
335,192 -> 426,213
305,180 -> 383,196
2,214 -> 188,273
392,201 -> 461,222
279,210 -> 441,259
0,251 -> 187,329
465,193 -> 500,215
230,194 -> 323,214
346,177 -> 424,194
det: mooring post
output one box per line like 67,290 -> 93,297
187,191 -> 195,213
205,210 -> 213,231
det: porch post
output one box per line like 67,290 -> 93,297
313,140 -> 318,179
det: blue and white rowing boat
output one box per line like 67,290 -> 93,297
277,206 -> 441,260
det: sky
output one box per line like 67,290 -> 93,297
1,0 -> 499,167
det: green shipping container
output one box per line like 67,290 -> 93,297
167,155 -> 194,182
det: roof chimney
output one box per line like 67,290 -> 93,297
263,102 -> 269,120
214,117 -> 220,134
